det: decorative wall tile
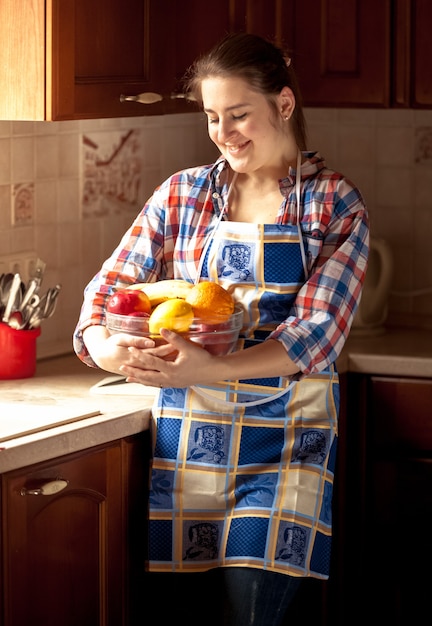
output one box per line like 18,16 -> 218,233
81,129 -> 143,218
12,182 -> 34,225
415,126 -> 432,164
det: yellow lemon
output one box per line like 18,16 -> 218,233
148,299 -> 194,334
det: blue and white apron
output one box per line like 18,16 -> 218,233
147,162 -> 339,579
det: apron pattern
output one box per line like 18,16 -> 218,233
148,219 -> 339,579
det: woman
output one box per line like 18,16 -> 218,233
74,33 -> 369,626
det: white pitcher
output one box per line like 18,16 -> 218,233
351,237 -> 393,336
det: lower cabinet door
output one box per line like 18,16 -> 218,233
368,455 -> 432,624
2,443 -> 124,626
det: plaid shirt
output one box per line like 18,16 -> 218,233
74,151 -> 369,375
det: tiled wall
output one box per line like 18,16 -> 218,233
306,108 -> 432,330
0,108 -> 431,358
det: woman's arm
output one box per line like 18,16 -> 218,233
118,331 -> 300,389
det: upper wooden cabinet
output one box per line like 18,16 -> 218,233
290,0 -> 392,108
0,0 -> 290,121
0,0 -> 430,121
164,0 -> 295,116
50,0 -> 171,120
0,0 -> 166,120
393,0 -> 432,107
290,0 -> 432,109
0,0 -> 45,120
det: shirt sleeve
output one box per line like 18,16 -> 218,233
73,182 -> 175,366
269,174 -> 369,376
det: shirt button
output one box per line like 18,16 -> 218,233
212,192 -> 219,199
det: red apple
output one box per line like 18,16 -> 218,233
107,289 -> 151,316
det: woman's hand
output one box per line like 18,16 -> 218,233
84,325 -> 300,387
119,329 -> 223,388
82,325 -> 157,375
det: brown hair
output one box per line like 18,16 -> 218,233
184,32 -> 307,150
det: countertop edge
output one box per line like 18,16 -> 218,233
0,407 -> 152,474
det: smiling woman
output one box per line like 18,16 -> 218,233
73,32 -> 369,626
201,75 -> 297,179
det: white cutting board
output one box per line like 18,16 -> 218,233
0,403 -> 101,443
89,375 -> 159,396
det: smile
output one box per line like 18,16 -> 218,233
225,141 -> 250,154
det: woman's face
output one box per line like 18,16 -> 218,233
201,76 -> 295,175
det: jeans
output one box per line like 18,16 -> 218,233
145,567 -> 303,626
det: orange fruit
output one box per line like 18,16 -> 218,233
185,281 -> 234,323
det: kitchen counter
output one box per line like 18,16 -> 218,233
0,327 -> 431,474
343,327 -> 432,377
0,355 -> 156,473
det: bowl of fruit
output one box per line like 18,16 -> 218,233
105,280 -> 244,356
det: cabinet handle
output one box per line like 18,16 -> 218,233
119,92 -> 197,104
170,92 -> 196,102
120,92 -> 163,104
20,479 -> 69,496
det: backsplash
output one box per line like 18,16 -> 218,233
0,108 -> 431,358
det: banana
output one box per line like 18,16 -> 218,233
127,279 -> 194,307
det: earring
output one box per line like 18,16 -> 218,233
284,116 -> 289,121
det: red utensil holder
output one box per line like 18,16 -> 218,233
0,322 -> 41,379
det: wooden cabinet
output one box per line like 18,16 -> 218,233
393,0 -> 432,107
365,376 -> 432,625
50,0 -> 171,120
164,0 -> 295,116
291,0 -> 392,107
0,0 -> 293,121
0,433 -> 149,626
1,1 -> 430,121
0,0 -> 171,120
290,0 -> 432,109
344,374 -> 432,626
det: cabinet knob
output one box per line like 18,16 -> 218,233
20,479 -> 69,496
120,92 -> 163,104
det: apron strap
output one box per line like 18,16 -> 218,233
195,173 -> 238,284
296,150 -> 308,278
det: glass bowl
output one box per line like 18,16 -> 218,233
105,303 -> 244,355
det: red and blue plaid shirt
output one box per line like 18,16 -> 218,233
74,151 -> 369,375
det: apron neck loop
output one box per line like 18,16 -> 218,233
295,150 -> 302,226
295,150 -> 308,278
196,154 -> 306,284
